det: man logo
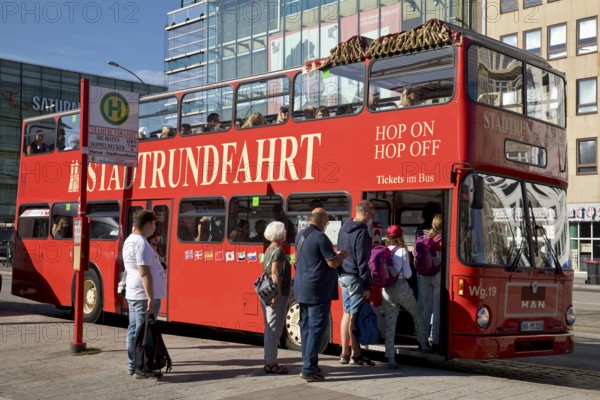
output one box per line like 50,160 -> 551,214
100,92 -> 129,126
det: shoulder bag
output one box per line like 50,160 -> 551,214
254,249 -> 279,306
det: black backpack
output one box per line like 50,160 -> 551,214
134,314 -> 172,376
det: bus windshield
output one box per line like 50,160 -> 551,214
458,173 -> 570,270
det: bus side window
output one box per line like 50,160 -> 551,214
139,96 -> 178,140
88,202 -> 120,240
228,195 -> 284,244
24,119 -> 56,155
236,77 -> 289,129
181,86 -> 233,135
51,202 -> 78,239
293,64 -> 364,121
287,193 -> 351,246
178,198 -> 225,243
58,114 -> 80,151
17,206 -> 50,239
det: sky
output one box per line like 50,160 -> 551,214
0,1 -> 180,86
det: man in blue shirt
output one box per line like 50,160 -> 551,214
294,208 -> 347,382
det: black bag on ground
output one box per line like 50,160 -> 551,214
134,313 -> 172,375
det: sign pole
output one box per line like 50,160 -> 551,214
70,79 -> 90,353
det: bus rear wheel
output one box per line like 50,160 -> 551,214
283,292 -> 330,353
82,269 -> 102,323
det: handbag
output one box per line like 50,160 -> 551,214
254,248 -> 279,306
254,272 -> 278,306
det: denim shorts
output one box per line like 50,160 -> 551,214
338,274 -> 365,315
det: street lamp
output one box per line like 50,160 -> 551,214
107,61 -> 146,85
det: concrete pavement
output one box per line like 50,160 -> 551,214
1,312 -> 599,400
0,268 -> 599,399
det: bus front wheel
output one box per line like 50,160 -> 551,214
283,292 -> 330,354
81,269 -> 102,323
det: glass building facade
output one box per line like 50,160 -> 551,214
0,58 -> 165,222
167,0 -> 479,90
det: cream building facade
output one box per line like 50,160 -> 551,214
486,0 -> 599,270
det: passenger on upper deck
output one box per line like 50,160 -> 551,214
242,112 -> 267,128
303,106 -> 316,120
315,106 -> 330,118
336,104 -> 354,115
180,123 -> 193,135
138,127 -> 149,140
162,126 -> 175,138
27,130 -> 50,155
57,129 -> 66,151
202,113 -> 223,132
275,106 -> 289,123
400,88 -> 421,107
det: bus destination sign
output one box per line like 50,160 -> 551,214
88,86 -> 139,167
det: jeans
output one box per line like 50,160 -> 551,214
261,295 -> 288,364
338,274 -> 365,315
126,299 -> 162,371
419,273 -> 441,346
299,302 -> 329,376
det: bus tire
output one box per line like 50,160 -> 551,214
82,269 -> 103,323
283,292 -> 330,354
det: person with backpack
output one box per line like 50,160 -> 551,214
382,225 -> 430,369
418,214 -> 443,351
336,200 -> 375,366
123,210 -> 167,378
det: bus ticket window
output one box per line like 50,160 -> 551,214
17,206 -> 50,239
178,198 -> 225,243
24,118 -> 56,155
51,202 -> 78,239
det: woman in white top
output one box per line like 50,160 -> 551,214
382,225 -> 430,369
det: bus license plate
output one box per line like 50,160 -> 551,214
521,321 -> 544,332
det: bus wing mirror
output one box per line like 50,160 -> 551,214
470,174 -> 484,210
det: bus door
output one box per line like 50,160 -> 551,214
126,199 -> 173,320
364,190 -> 449,352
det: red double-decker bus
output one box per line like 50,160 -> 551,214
13,20 -> 575,360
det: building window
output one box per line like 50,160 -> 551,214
500,0 -> 518,13
577,17 -> 597,55
577,138 -> 597,175
501,33 -> 518,48
548,23 -> 567,59
577,78 -> 597,115
523,0 -> 541,7
524,29 -> 541,56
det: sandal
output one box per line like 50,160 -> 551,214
339,354 -> 350,364
264,363 -> 289,375
351,354 -> 374,366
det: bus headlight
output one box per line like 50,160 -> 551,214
565,306 -> 576,326
477,307 -> 490,329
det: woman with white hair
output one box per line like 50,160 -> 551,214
261,221 -> 291,374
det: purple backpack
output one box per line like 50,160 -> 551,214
414,234 -> 441,276
369,245 -> 400,287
